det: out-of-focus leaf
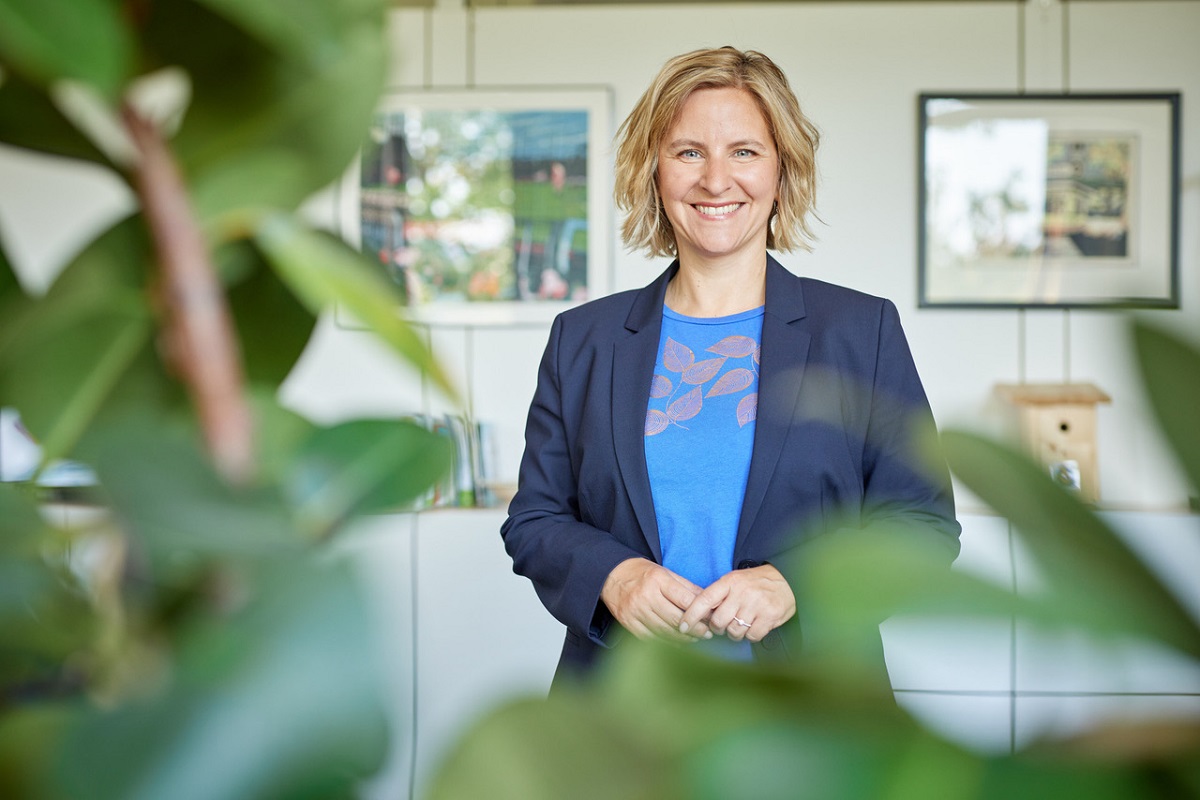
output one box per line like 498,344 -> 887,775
193,0 -> 384,66
428,692 -> 671,800
0,484 -> 96,694
190,152 -> 325,225
1133,320 -> 1200,497
0,72 -> 112,163
220,239 -> 316,388
88,413 -> 299,571
975,757 -> 1152,800
0,219 -> 22,301
0,219 -> 156,466
247,390 -> 315,487
53,558 -> 388,800
0,305 -> 149,467
433,640 -> 938,800
139,0 -> 387,218
795,523 -> 1010,654
942,431 -> 1200,659
0,482 -> 55,623
0,0 -> 133,100
287,418 -> 452,538
254,214 -> 458,399
190,27 -> 383,215
0,702 -> 77,800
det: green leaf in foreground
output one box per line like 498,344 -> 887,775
0,71 -> 112,163
254,213 -> 457,399
0,218 -> 156,466
286,418 -> 453,538
1132,320 -> 1200,499
941,430 -> 1200,659
0,0 -> 133,99
87,414 -> 299,569
221,239 -> 317,389
52,558 -> 388,800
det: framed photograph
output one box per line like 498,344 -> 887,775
917,92 -> 1180,308
338,86 -> 614,325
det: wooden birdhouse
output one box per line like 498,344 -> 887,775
993,383 -> 1112,503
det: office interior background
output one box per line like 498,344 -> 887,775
1,1 -> 1198,797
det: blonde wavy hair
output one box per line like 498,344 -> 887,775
614,46 -> 820,257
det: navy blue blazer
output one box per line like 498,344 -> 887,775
502,255 -> 960,682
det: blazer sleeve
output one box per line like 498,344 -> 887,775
771,299 -> 961,593
500,314 -> 646,645
859,299 -> 961,550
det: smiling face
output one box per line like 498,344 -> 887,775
656,87 -> 780,269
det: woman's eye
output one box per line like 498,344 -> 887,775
734,148 -> 756,158
679,149 -> 701,159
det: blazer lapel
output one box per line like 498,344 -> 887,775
611,262 -> 678,563
736,256 -> 811,550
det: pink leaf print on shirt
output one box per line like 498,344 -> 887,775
650,374 -> 672,398
667,387 -> 703,422
682,357 -> 726,385
753,345 -> 761,366
736,393 -> 758,427
706,367 -> 755,398
662,338 -> 694,373
707,335 -> 757,358
645,409 -> 669,435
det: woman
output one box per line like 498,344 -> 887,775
502,47 -> 960,684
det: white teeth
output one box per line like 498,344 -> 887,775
696,203 -> 741,216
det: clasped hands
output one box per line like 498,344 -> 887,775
599,557 -> 796,644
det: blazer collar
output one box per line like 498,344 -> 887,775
763,253 -> 807,324
737,255 -> 811,552
612,261 -> 677,562
624,260 -> 678,333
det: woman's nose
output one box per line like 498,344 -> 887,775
699,158 -> 732,194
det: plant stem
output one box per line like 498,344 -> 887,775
122,105 -> 254,485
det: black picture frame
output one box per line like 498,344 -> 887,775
917,92 -> 1180,309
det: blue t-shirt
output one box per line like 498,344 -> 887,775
644,304 -> 762,657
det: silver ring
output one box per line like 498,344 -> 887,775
733,617 -> 751,628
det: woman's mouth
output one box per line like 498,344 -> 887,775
695,203 -> 743,217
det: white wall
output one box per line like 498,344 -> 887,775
276,0 -> 1200,512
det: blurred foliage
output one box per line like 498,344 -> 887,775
430,318 -> 1200,800
0,0 -> 454,797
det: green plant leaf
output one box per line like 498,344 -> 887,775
0,0 -> 133,100
286,418 -> 453,538
0,225 -> 20,301
941,431 -> 1200,659
428,692 -> 673,800
1132,320 -> 1200,498
138,0 -> 387,218
247,390 -> 315,487
0,218 -> 158,466
254,214 -> 458,399
0,71 -> 112,164
432,640 -> 939,800
0,484 -> 98,695
87,413 -> 300,570
192,0 -> 385,66
219,239 -> 317,389
0,703 -> 78,799
52,557 -> 389,800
